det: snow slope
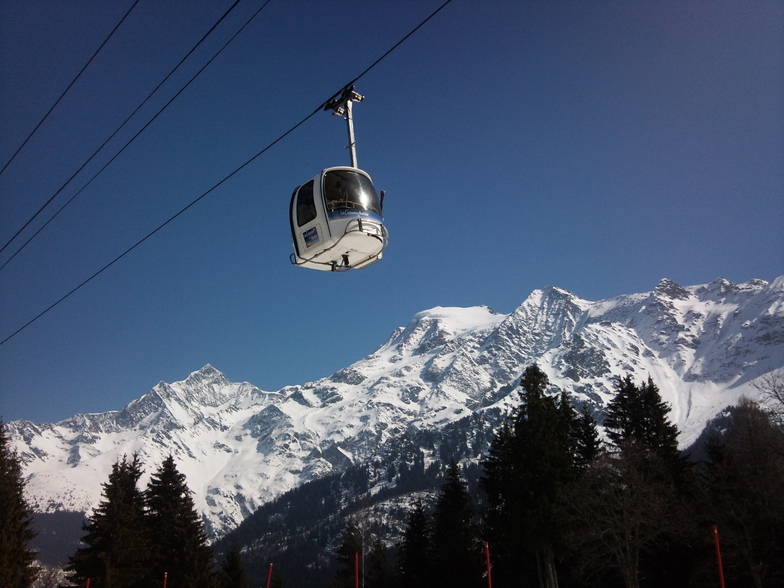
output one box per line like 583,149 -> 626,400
7,277 -> 783,538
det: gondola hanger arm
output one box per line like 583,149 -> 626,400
323,85 -> 364,168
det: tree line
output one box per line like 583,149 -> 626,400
65,454 -> 218,588
0,436 -> 246,588
3,367 -> 784,587
331,366 -> 784,588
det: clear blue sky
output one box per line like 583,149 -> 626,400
1,0 -> 782,424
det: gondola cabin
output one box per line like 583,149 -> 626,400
290,166 -> 387,271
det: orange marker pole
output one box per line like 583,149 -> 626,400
712,526 -> 726,588
485,542 -> 493,588
265,563 -> 273,588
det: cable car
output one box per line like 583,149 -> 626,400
290,166 -> 387,271
289,86 -> 388,271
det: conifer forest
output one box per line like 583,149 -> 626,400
3,367 -> 784,588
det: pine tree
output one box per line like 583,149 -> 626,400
481,365 -> 575,588
396,499 -> 431,588
702,398 -> 784,588
566,375 -> 690,588
431,460 -> 481,588
604,376 -> 680,464
573,404 -> 601,472
144,456 -> 214,588
331,519 -> 362,588
0,421 -> 38,588
365,537 -> 391,588
217,542 -> 249,588
67,454 -> 148,588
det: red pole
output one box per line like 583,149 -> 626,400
86,579 -> 90,588
485,541 -> 493,588
712,525 -> 726,588
265,563 -> 274,588
355,552 -> 360,588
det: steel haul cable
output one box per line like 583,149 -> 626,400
0,0 -> 249,261
0,0 -> 454,347
0,0 -> 140,179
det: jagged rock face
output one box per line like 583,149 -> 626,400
6,277 -> 784,539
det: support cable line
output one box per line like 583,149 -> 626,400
0,0 -> 454,348
0,0 -> 141,179
328,0 -> 453,99
0,0 -> 251,262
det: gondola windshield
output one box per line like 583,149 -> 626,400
323,170 -> 381,216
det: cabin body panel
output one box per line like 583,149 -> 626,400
290,179 -> 329,260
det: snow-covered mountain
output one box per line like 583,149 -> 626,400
7,276 -> 784,538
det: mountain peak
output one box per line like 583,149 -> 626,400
654,278 -> 692,301
411,306 -> 504,335
542,285 -> 577,298
144,365 -> 238,412
185,364 -> 227,385
385,306 -> 506,356
706,277 -> 736,294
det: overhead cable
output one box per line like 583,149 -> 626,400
0,0 -> 141,179
0,0 -> 247,260
0,0 -> 454,347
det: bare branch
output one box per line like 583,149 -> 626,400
753,369 -> 784,423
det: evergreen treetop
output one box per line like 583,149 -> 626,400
573,404 -> 602,472
331,519 -> 362,588
431,460 -> 481,588
145,455 -> 214,588
365,536 -> 391,588
604,375 -> 679,456
604,375 -> 686,484
217,541 -> 249,588
0,421 -> 38,588
67,454 -> 148,588
397,498 -> 431,588
481,364 -> 584,588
